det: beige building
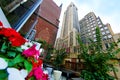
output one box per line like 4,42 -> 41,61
79,12 -> 114,49
55,2 -> 80,53
113,33 -> 120,43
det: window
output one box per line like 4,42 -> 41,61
101,28 -> 104,31
108,35 -> 112,38
93,21 -> 95,23
98,21 -> 101,24
93,24 -> 96,27
92,28 -> 95,30
103,36 -> 107,40
99,24 -> 102,27
102,32 -> 105,35
91,25 -> 94,27
89,32 -> 91,35
88,29 -> 90,32
104,27 -> 108,29
106,30 -> 110,34
93,35 -> 96,37
94,39 -> 96,41
93,31 -> 95,34
97,19 -> 99,21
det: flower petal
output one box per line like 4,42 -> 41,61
0,57 -> 8,70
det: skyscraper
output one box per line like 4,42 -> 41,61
79,12 -> 114,49
55,2 -> 80,52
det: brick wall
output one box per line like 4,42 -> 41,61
38,0 -> 61,26
35,18 -> 58,45
35,0 -> 61,45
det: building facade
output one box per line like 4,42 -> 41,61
79,12 -> 114,49
35,0 -> 61,45
55,2 -> 80,52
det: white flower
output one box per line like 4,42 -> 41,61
7,68 -> 25,80
0,57 -> 8,70
21,45 -> 28,50
21,41 -> 33,50
40,48 -> 44,53
25,42 -> 33,47
20,69 -> 28,78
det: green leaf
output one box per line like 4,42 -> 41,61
0,70 -> 8,80
24,60 -> 32,72
13,54 -> 25,64
0,42 -> 7,52
15,47 -> 23,52
8,54 -> 25,67
7,51 -> 16,57
8,60 -> 15,67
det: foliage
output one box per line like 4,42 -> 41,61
36,39 -> 54,62
77,27 -> 120,80
53,48 -> 67,70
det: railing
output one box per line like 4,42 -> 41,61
64,61 -> 84,72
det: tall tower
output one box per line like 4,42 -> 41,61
57,2 -> 80,52
79,12 -> 114,49
61,2 -> 80,38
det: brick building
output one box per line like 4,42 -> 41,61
35,0 -> 61,45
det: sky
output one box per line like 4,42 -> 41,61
53,0 -> 120,38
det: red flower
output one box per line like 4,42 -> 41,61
0,26 -> 26,47
0,21 -> 3,28
9,36 -> 26,46
32,59 -> 43,68
42,73 -> 48,80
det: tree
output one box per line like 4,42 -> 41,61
77,27 -> 120,80
53,48 -> 67,70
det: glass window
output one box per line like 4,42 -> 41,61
93,35 -> 96,37
108,35 -> 112,38
99,24 -> 102,27
98,21 -> 101,24
106,30 -> 110,33
104,27 -> 108,29
89,32 -> 91,35
93,31 -> 95,34
101,28 -> 104,31
93,21 -> 95,23
102,32 -> 105,35
94,39 -> 96,41
93,24 -> 96,27
91,25 -> 94,27
92,28 -> 95,30
88,29 -> 90,32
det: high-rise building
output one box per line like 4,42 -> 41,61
55,2 -> 80,52
35,0 -> 61,45
79,12 -> 114,49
